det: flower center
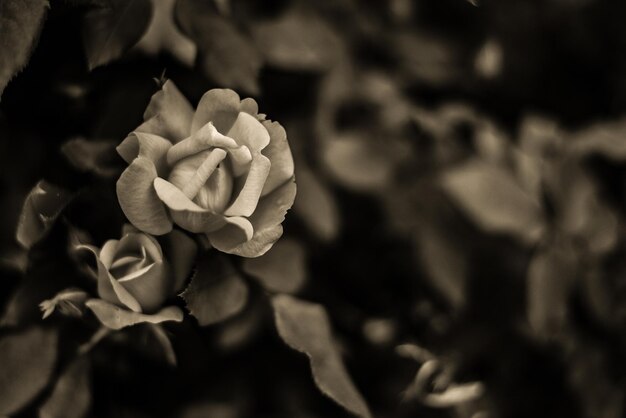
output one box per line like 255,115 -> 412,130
168,148 -> 234,213
109,246 -> 152,280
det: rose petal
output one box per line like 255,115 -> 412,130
153,178 -> 227,233
136,80 -> 194,142
226,111 -> 270,152
117,157 -> 173,235
162,229 -> 197,292
226,177 -> 296,257
116,132 -> 173,176
166,122 -> 237,166
115,233 -> 163,263
86,299 -> 183,330
87,247 -> 142,313
207,216 -> 254,253
116,261 -> 169,313
194,164 -> 233,213
260,120 -> 294,196
224,153 -> 271,217
227,145 -> 252,177
191,89 -> 241,134
99,239 -> 119,269
240,97 -> 259,116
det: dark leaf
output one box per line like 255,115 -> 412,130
16,180 -> 71,250
243,238 -> 306,294
39,357 -> 91,418
272,294 -> 372,418
176,0 -> 261,94
440,159 -> 544,244
82,0 -> 153,70
0,0 -> 48,97
60,137 -> 122,178
0,327 -> 58,415
181,253 -> 249,326
252,9 -> 342,72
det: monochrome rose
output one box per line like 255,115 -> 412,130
59,226 -> 197,330
116,81 -> 296,257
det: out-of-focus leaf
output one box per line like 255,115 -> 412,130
16,180 -> 71,250
526,246 -> 576,338
272,294 -> 372,418
147,324 -> 177,366
292,162 -> 340,242
180,253 -> 249,326
82,0 -> 153,70
570,118 -> 626,161
414,223 -> 467,310
134,0 -> 196,66
39,357 -> 91,418
176,0 -> 261,94
322,135 -> 394,192
39,287 -> 89,319
0,327 -> 58,415
0,0 -> 48,98
180,402 -> 239,418
252,10 -> 342,72
474,39 -> 503,79
61,137 -> 121,178
243,238 -> 306,293
440,159 -> 544,244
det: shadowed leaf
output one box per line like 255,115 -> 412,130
181,253 -> 249,326
272,294 -> 372,418
16,180 -> 71,250
39,357 -> 91,418
0,0 -> 48,97
82,0 -> 153,70
243,238 -> 306,293
0,327 -> 58,415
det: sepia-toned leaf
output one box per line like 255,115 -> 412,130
61,137 -> 121,178
16,180 -> 71,250
39,357 -> 91,418
176,0 -> 262,94
440,159 -> 544,244
180,253 -> 249,326
252,10 -> 342,72
272,294 -> 372,418
0,0 -> 48,97
82,0 -> 153,70
243,238 -> 307,294
292,162 -> 340,242
0,327 -> 58,415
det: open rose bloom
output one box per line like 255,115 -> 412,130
116,81 -> 296,257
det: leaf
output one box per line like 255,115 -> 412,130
322,134 -> 394,192
414,223 -> 467,310
292,162 -> 340,242
526,246 -> 576,338
0,0 -> 48,98
61,137 -> 122,178
82,0 -> 153,70
180,253 -> 249,326
252,10 -> 342,72
440,159 -> 544,244
570,118 -> 626,161
272,295 -> 372,418
242,238 -> 306,293
134,0 -> 196,66
16,180 -> 71,250
0,327 -> 58,415
39,357 -> 91,418
176,0 -> 262,94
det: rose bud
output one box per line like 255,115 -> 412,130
116,81 -> 296,257
73,226 -> 196,330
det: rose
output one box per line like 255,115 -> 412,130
60,226 -> 197,330
116,81 -> 296,257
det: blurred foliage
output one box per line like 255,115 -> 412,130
2,0 -> 626,417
